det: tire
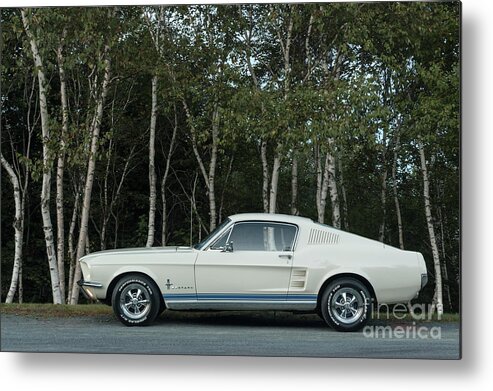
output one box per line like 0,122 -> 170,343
111,274 -> 161,326
320,277 -> 371,332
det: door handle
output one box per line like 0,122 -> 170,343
278,254 -> 292,260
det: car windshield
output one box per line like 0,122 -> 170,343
193,218 -> 231,250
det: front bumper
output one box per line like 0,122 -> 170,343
77,279 -> 103,300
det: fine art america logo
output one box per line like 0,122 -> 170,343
363,302 -> 443,339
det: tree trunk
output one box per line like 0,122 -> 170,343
208,104 -> 219,231
70,45 -> 112,304
66,186 -> 80,303
418,141 -> 443,317
315,143 -> 323,222
160,107 -> 178,245
261,140 -> 269,213
318,152 -> 330,224
291,154 -> 298,215
326,143 -> 340,229
392,133 -> 404,249
218,154 -> 234,223
146,75 -> 158,247
182,98 -> 219,232
338,157 -> 349,231
269,150 -> 281,214
379,125 -> 388,243
379,168 -> 388,242
1,154 -> 23,303
438,199 -> 453,311
55,36 -> 68,303
22,9 -> 62,304
316,140 -> 340,228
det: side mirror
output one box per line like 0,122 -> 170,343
222,241 -> 234,253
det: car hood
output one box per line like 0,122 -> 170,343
80,246 -> 194,261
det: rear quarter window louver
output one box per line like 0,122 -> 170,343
307,229 -> 340,245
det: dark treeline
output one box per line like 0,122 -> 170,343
1,3 -> 460,312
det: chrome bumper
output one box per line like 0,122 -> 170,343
421,273 -> 428,290
77,279 -> 103,300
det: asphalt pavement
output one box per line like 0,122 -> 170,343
1,311 -> 460,359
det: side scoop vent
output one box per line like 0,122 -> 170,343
290,269 -> 307,289
308,229 -> 340,245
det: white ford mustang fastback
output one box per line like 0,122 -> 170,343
78,213 -> 428,331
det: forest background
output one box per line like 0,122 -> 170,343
1,2 -> 460,312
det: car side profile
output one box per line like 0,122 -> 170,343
78,213 -> 428,331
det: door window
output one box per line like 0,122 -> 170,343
228,222 -> 296,251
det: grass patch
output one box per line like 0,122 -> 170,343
0,303 -> 112,318
374,312 -> 460,323
1,303 -> 460,323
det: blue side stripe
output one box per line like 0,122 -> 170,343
163,293 -> 317,301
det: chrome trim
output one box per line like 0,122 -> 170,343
166,300 -> 317,311
77,279 -> 103,288
207,220 -> 299,252
201,220 -> 235,250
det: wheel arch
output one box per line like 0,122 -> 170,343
316,272 -> 377,311
106,271 -> 164,308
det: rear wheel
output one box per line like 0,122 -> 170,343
111,274 -> 161,326
320,278 -> 371,332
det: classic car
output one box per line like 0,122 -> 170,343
78,213 -> 428,331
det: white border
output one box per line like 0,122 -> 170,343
1,0 -> 491,389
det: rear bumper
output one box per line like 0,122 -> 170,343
420,273 -> 428,290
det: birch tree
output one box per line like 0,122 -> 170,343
55,28 -> 69,302
1,154 -> 24,303
69,10 -> 115,303
143,6 -> 166,247
21,9 -> 62,304
418,140 -> 443,317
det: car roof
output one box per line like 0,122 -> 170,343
228,213 -> 314,226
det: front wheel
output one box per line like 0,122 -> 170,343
111,274 -> 161,326
320,278 -> 371,332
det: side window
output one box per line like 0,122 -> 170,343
228,222 -> 297,251
273,224 -> 297,251
209,228 -> 231,250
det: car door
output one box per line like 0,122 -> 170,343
194,221 -> 298,305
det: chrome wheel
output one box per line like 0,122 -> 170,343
119,283 -> 151,320
330,287 -> 365,324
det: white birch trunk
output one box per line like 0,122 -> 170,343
318,152 -> 330,224
392,134 -> 404,249
269,151 -> 281,214
70,45 -> 112,304
146,75 -> 158,247
1,154 -> 23,303
55,37 -> 68,303
161,108 -> 178,245
437,204 -> 452,310
418,141 -> 443,317
182,99 -> 219,232
315,143 -> 323,221
291,155 -> 298,215
316,141 -> 340,228
379,126 -> 388,242
208,104 -> 219,231
338,157 -> 349,231
326,143 -> 341,229
22,10 -> 62,304
66,187 -> 80,303
379,168 -> 388,242
261,140 -> 270,213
